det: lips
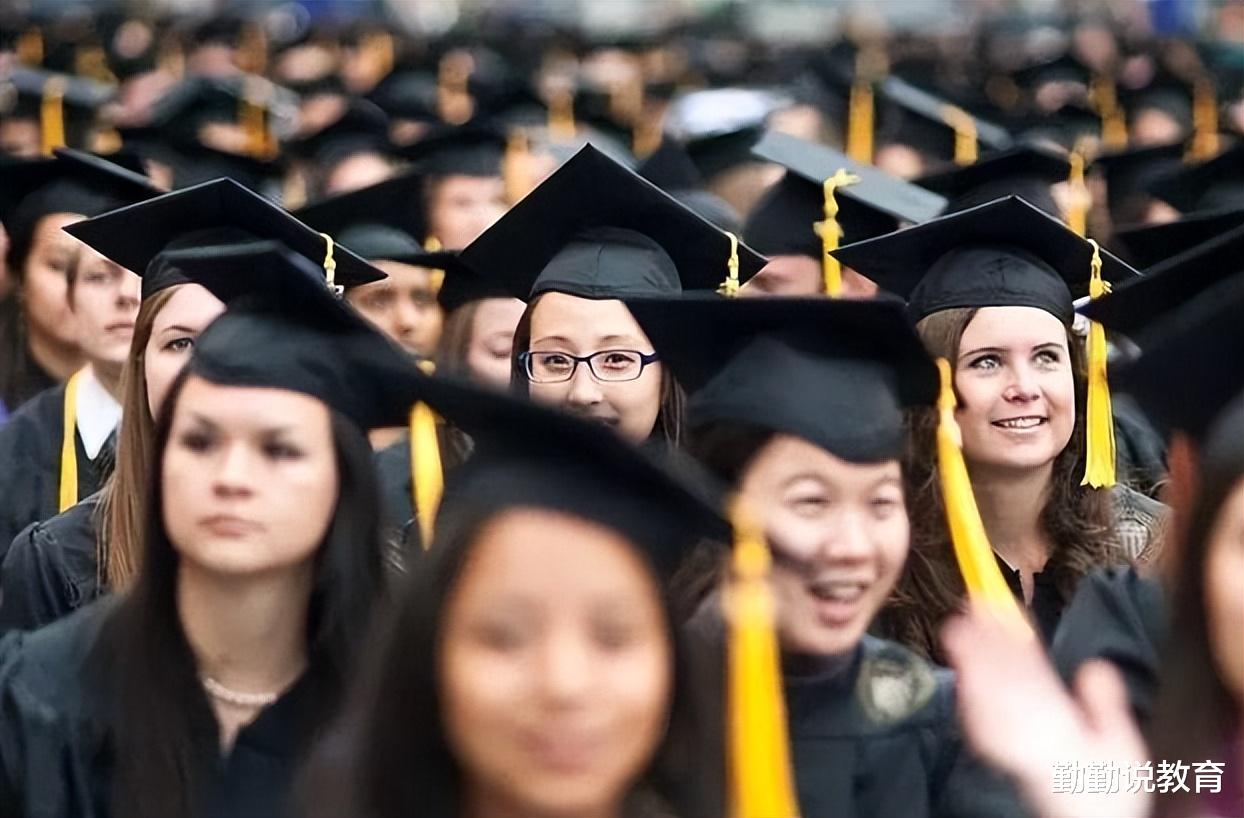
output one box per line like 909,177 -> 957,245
105,322 -> 135,333
806,578 -> 870,626
991,416 -> 1047,430
200,515 -> 262,536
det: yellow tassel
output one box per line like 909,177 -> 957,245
422,237 -> 446,291
940,105 -> 977,165
813,169 -> 860,298
548,87 -> 576,141
846,80 -> 874,164
724,496 -> 800,818
1066,149 -> 1089,238
1081,240 -> 1116,489
40,76 -> 66,156
409,382 -> 443,550
318,232 -> 341,296
1089,77 -> 1128,151
935,359 -> 1031,634
16,28 -> 43,67
503,128 -> 533,205
59,369 -> 85,512
1189,78 -> 1220,162
716,232 -> 741,298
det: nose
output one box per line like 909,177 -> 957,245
565,361 -> 604,408
211,442 -> 257,499
1002,362 -> 1041,403
536,628 -> 594,707
818,509 -> 874,565
117,271 -> 141,310
393,296 -> 420,337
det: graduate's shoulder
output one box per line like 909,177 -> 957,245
0,598 -> 116,718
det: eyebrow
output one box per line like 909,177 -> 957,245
184,410 -> 296,436
959,340 -> 1066,359
158,324 -> 202,336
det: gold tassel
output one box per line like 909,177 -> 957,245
940,105 -> 977,165
846,80 -> 874,164
1081,239 -> 1116,489
503,128 -> 533,205
409,400 -> 444,550
1190,78 -> 1220,162
716,231 -> 741,297
40,76 -> 66,156
724,497 -> 800,818
935,359 -> 1032,633
16,28 -> 43,66
813,169 -> 860,297
1090,77 -> 1128,151
1066,149 -> 1088,238
318,232 -> 341,296
59,369 -> 85,512
548,87 -> 576,141
422,236 -> 446,291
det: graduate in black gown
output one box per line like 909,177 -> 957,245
626,295 -> 1027,817
303,369 -> 728,818
0,150 -> 163,554
0,178 -> 386,633
0,241 -> 404,818
834,196 -> 1164,656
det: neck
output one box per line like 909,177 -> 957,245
88,358 -> 124,400
176,561 -> 313,695
461,786 -> 621,818
968,461 -> 1054,572
27,329 -> 83,382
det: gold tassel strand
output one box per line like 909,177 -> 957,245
1190,77 -> 1220,162
813,169 -> 861,297
58,369 -> 85,512
940,104 -> 978,166
40,75 -> 66,156
725,497 -> 800,818
409,396 -> 443,550
935,359 -> 1032,634
717,231 -> 741,297
1081,239 -> 1116,489
1065,147 -> 1090,238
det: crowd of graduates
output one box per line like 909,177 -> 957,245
0,2 -> 1241,817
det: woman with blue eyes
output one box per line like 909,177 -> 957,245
832,196 -> 1167,659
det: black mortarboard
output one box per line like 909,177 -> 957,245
1011,53 -> 1094,93
636,137 -> 704,192
181,241 -> 419,432
744,130 -> 947,257
876,76 -> 1012,160
1113,206 -> 1244,269
0,66 -> 114,147
400,122 -> 506,177
1112,272 -> 1244,441
457,145 -> 765,301
683,124 -> 765,181
293,169 -> 431,261
627,295 -> 938,463
434,256 -> 516,313
1147,143 -> 1244,213
916,144 -> 1069,216
63,178 -> 385,298
411,371 -> 728,575
366,70 -> 439,123
283,99 -> 393,165
832,196 -> 1140,323
1091,140 -> 1186,218
1079,222 -> 1244,339
0,147 -> 161,229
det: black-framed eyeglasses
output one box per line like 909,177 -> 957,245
519,349 -> 660,384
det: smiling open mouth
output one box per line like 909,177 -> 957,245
992,416 -> 1046,430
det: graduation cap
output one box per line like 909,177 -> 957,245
181,240 -> 420,432
745,129 -> 947,261
636,137 -> 704,192
0,66 -> 115,152
293,169 -> 433,262
626,295 -> 938,463
63,178 -> 385,298
1112,272 -> 1244,442
876,76 -> 1012,164
400,121 -> 506,177
916,144 -> 1069,216
683,123 -> 766,182
1011,53 -> 1093,92
831,195 -> 1139,323
1080,221 -> 1244,339
1147,143 -> 1244,213
457,145 -> 766,301
283,98 -> 393,165
366,70 -> 440,123
1091,140 -> 1186,220
410,369 -> 729,575
0,147 -> 160,228
1113,206 -> 1244,269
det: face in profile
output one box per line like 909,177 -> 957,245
464,297 -> 525,388
738,434 -> 910,657
69,248 -> 140,371
22,213 -> 85,355
347,261 -> 444,358
161,375 -> 338,578
526,293 -> 663,444
143,284 -> 226,419
439,507 -> 672,817
951,306 -> 1076,477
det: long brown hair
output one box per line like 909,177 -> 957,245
880,307 -> 1121,662
509,293 -> 685,448
95,286 -> 178,591
433,299 -> 481,377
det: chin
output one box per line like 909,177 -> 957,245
176,539 -> 304,576
785,619 -> 869,658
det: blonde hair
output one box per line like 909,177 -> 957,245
96,286 -> 177,591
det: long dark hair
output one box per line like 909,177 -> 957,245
1149,400 -> 1244,818
95,364 -> 388,818
317,490 -> 720,818
882,307 -> 1122,662
509,293 -> 686,448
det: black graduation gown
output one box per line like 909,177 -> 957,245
0,600 -> 327,818
1050,565 -> 1166,725
0,493 -> 103,634
0,343 -> 57,421
0,386 -> 114,568
373,432 -> 414,543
